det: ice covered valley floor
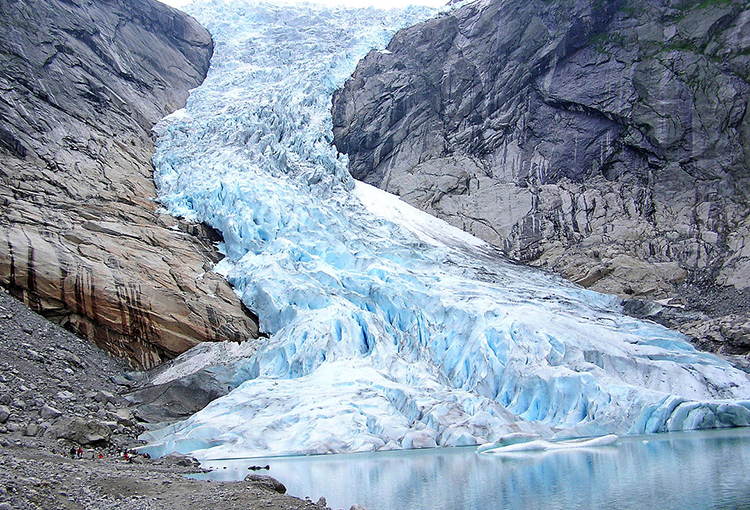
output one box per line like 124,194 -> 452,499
142,0 -> 750,460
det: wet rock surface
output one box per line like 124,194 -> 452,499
332,0 -> 750,359
0,0 -> 258,368
0,289 -> 342,510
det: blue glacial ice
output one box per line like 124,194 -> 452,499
142,0 -> 750,459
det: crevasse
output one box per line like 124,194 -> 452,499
143,0 -> 750,459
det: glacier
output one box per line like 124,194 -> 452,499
142,0 -> 750,460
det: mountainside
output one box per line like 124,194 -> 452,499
332,0 -> 750,360
0,0 -> 258,367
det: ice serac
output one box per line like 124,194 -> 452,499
143,0 -> 750,460
0,0 -> 258,367
332,0 -> 750,362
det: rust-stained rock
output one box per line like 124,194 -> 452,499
0,0 -> 259,367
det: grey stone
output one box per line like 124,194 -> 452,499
0,405 -> 10,424
64,353 -> 83,369
158,452 -> 201,468
126,369 -> 229,424
108,408 -> 135,427
110,375 -> 135,388
101,421 -> 119,432
25,348 -> 43,362
47,416 -> 112,445
39,405 -> 63,420
93,390 -> 116,405
244,474 -> 287,494
24,423 -> 39,437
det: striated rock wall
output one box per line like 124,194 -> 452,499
332,0 -> 750,359
0,0 -> 259,368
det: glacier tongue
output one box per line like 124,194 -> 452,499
144,0 -> 750,460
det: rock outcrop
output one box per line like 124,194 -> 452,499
125,370 -> 229,424
0,0 -> 259,367
332,0 -> 750,359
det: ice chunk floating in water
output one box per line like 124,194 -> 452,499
143,0 -> 750,459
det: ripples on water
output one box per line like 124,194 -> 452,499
193,428 -> 750,510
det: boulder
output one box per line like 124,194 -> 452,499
125,369 -> 229,424
244,474 -> 287,494
93,391 -> 117,405
48,416 -> 111,445
0,405 -> 10,424
0,0 -> 259,368
24,423 -> 39,437
108,408 -> 136,427
39,405 -> 63,420
158,452 -> 201,468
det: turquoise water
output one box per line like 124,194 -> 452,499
192,428 -> 750,510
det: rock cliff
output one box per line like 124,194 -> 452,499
0,0 -> 259,368
332,0 -> 750,360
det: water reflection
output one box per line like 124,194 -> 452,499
194,428 -> 750,510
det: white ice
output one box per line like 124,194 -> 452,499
480,434 -> 619,455
143,0 -> 750,460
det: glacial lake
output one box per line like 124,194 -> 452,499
192,428 -> 750,510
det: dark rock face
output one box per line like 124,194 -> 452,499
0,0 -> 259,367
332,0 -> 750,358
125,370 -> 229,424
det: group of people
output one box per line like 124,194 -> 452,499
66,446 -> 151,461
119,448 -> 151,461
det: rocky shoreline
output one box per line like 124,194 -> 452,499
0,289 -> 343,510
